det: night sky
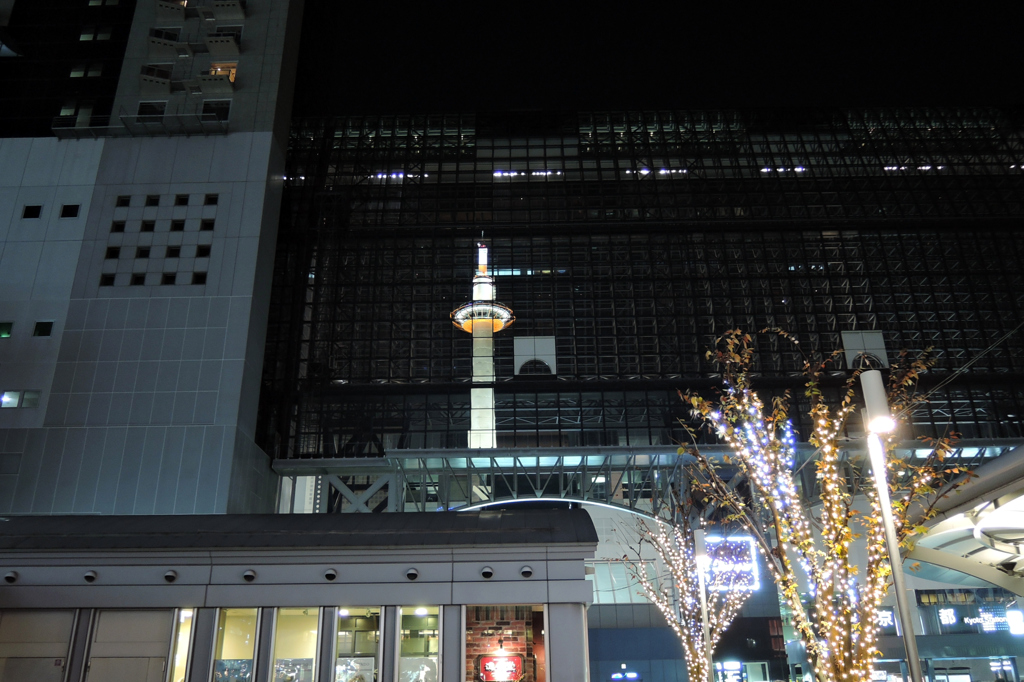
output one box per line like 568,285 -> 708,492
292,5 -> 1024,117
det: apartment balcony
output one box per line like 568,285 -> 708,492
194,0 -> 246,23
52,111 -> 228,139
204,33 -> 239,57
155,0 -> 185,23
191,73 -> 234,94
139,65 -> 173,95
147,35 -> 193,60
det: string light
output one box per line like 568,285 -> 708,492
678,330 -> 963,682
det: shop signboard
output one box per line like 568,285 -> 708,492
477,654 -> 525,682
706,536 -> 759,592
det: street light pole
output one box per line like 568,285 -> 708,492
861,369 -> 923,682
693,527 -> 715,682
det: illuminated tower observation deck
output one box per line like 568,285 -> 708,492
451,244 -> 515,448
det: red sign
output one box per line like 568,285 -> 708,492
478,654 -> 525,682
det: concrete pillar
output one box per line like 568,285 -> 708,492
442,605 -> 463,682
546,604 -> 589,682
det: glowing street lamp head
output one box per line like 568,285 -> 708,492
860,369 -> 895,433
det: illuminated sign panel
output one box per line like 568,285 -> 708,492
477,655 -> 524,682
705,536 -> 759,592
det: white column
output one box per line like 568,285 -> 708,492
547,604 -> 590,682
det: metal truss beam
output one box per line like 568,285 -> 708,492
273,441 -> 1015,517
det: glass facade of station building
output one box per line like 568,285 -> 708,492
257,107 -> 1024,682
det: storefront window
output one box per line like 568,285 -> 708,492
335,607 -> 381,682
213,608 -> 259,682
169,609 -> 194,682
465,606 -> 545,682
399,606 -> 439,682
272,608 -> 320,682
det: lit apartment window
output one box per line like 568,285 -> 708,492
201,100 -> 230,122
0,323 -> 11,338
60,101 -> 77,116
209,62 -> 237,82
80,26 -> 95,41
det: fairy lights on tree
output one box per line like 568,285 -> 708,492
678,330 -> 969,682
626,519 -> 754,682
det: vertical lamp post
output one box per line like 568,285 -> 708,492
860,369 -> 923,682
693,527 -> 715,682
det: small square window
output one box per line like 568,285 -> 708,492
111,220 -> 125,233
96,26 -> 112,40
192,272 -> 207,285
88,0 -> 102,5
105,246 -> 120,259
145,194 -> 160,207
99,274 -> 115,286
141,220 -> 155,232
33,322 -> 53,337
136,247 -> 151,258
116,195 -> 131,207
70,64 -> 86,78
0,323 -> 12,338
23,205 -> 42,219
167,246 -> 181,258
60,204 -> 80,218
161,273 -> 177,285
130,273 -> 146,285
21,391 -> 41,408
196,244 -> 211,258
80,27 -> 95,41
204,194 -> 219,205
170,219 -> 185,231
200,219 -> 215,231
174,194 -> 189,206
0,391 -> 20,408
87,63 -> 103,77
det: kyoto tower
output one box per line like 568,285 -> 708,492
451,244 -> 515,448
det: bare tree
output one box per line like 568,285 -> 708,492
625,516 -> 755,682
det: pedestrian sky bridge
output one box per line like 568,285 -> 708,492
272,439 -> 1018,519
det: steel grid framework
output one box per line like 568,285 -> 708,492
259,108 -> 1024,475
273,442 -> 1017,516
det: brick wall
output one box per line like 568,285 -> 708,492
465,606 -> 541,682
